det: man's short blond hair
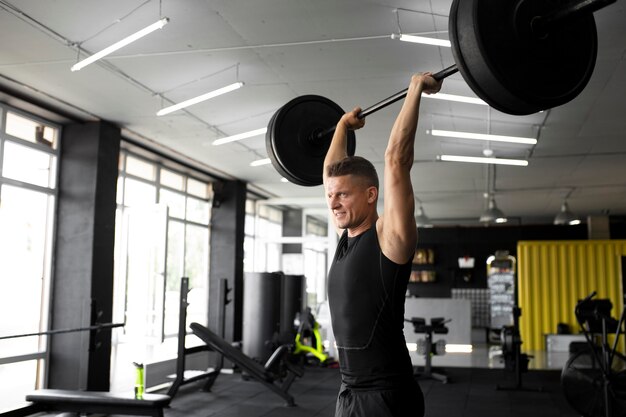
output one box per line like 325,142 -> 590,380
326,156 -> 379,189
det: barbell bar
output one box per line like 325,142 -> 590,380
531,0 -> 616,37
0,322 -> 125,341
316,0 -> 615,140
265,0 -> 617,187
314,65 -> 459,140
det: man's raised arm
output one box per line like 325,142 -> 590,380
379,73 -> 442,264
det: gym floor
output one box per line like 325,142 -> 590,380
146,366 -> 576,417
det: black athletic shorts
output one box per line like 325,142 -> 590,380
334,381 -> 425,417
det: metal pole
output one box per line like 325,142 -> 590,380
358,65 -> 458,118
0,322 -> 125,340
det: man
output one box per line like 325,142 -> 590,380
323,73 -> 442,417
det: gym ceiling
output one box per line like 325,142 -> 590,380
0,0 -> 624,225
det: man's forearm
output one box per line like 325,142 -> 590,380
323,121 -> 350,175
386,81 -> 423,166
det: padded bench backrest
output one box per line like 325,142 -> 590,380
190,322 -> 268,381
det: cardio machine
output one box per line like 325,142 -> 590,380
561,292 -> 626,417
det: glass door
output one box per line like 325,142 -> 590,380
110,204 -> 167,393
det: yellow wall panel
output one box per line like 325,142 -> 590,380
517,240 -> 626,351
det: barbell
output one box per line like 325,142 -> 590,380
0,322 -> 125,340
265,0 -> 616,187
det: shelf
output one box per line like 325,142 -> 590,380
411,264 -> 435,269
409,269 -> 436,283
413,248 -> 435,265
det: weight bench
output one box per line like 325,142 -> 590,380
25,389 -> 171,417
190,322 -> 304,406
405,316 -> 450,383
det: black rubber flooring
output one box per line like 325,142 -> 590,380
159,366 -> 580,417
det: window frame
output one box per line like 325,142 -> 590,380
0,103 -> 62,394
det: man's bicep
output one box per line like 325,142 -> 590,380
383,162 -> 415,219
381,167 -> 416,256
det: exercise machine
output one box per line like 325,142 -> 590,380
561,292 -> 626,417
405,316 -> 450,383
486,251 -> 540,391
292,307 -> 330,365
495,306 -> 541,391
167,277 -> 229,397
190,322 -> 304,406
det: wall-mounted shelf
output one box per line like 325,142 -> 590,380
413,247 -> 435,265
409,269 -> 436,283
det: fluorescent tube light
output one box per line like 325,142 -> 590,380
390,33 -> 451,47
439,155 -> 529,166
430,130 -> 537,145
157,82 -> 244,116
445,344 -> 473,353
407,343 -> 473,353
212,127 -> 268,146
250,158 -> 272,167
424,93 -> 487,106
71,17 -> 169,71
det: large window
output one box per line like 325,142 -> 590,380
111,148 -> 213,392
243,200 -> 283,273
0,107 -> 60,411
243,203 -> 330,309
303,215 -> 328,307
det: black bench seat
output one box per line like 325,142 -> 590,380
25,389 -> 171,417
190,322 -> 304,406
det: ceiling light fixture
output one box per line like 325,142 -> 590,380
424,94 -> 487,106
390,33 -> 451,47
415,205 -> 433,228
480,197 -> 507,224
212,127 -> 267,146
439,155 -> 528,166
71,17 -> 169,72
430,129 -> 537,145
250,158 -> 272,167
157,82 -> 244,116
554,202 -> 581,225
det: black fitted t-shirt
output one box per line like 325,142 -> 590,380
328,227 -> 414,389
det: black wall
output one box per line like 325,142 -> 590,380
409,223 -> 589,298
282,209 -> 303,254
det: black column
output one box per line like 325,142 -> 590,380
242,272 -> 282,361
282,209 -> 302,254
208,180 -> 246,344
280,274 -> 305,338
48,121 -> 120,390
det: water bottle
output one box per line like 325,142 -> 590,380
133,362 -> 144,399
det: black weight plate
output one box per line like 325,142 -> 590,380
450,0 -> 597,115
266,95 -> 356,187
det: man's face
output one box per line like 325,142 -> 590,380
325,175 -> 376,230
